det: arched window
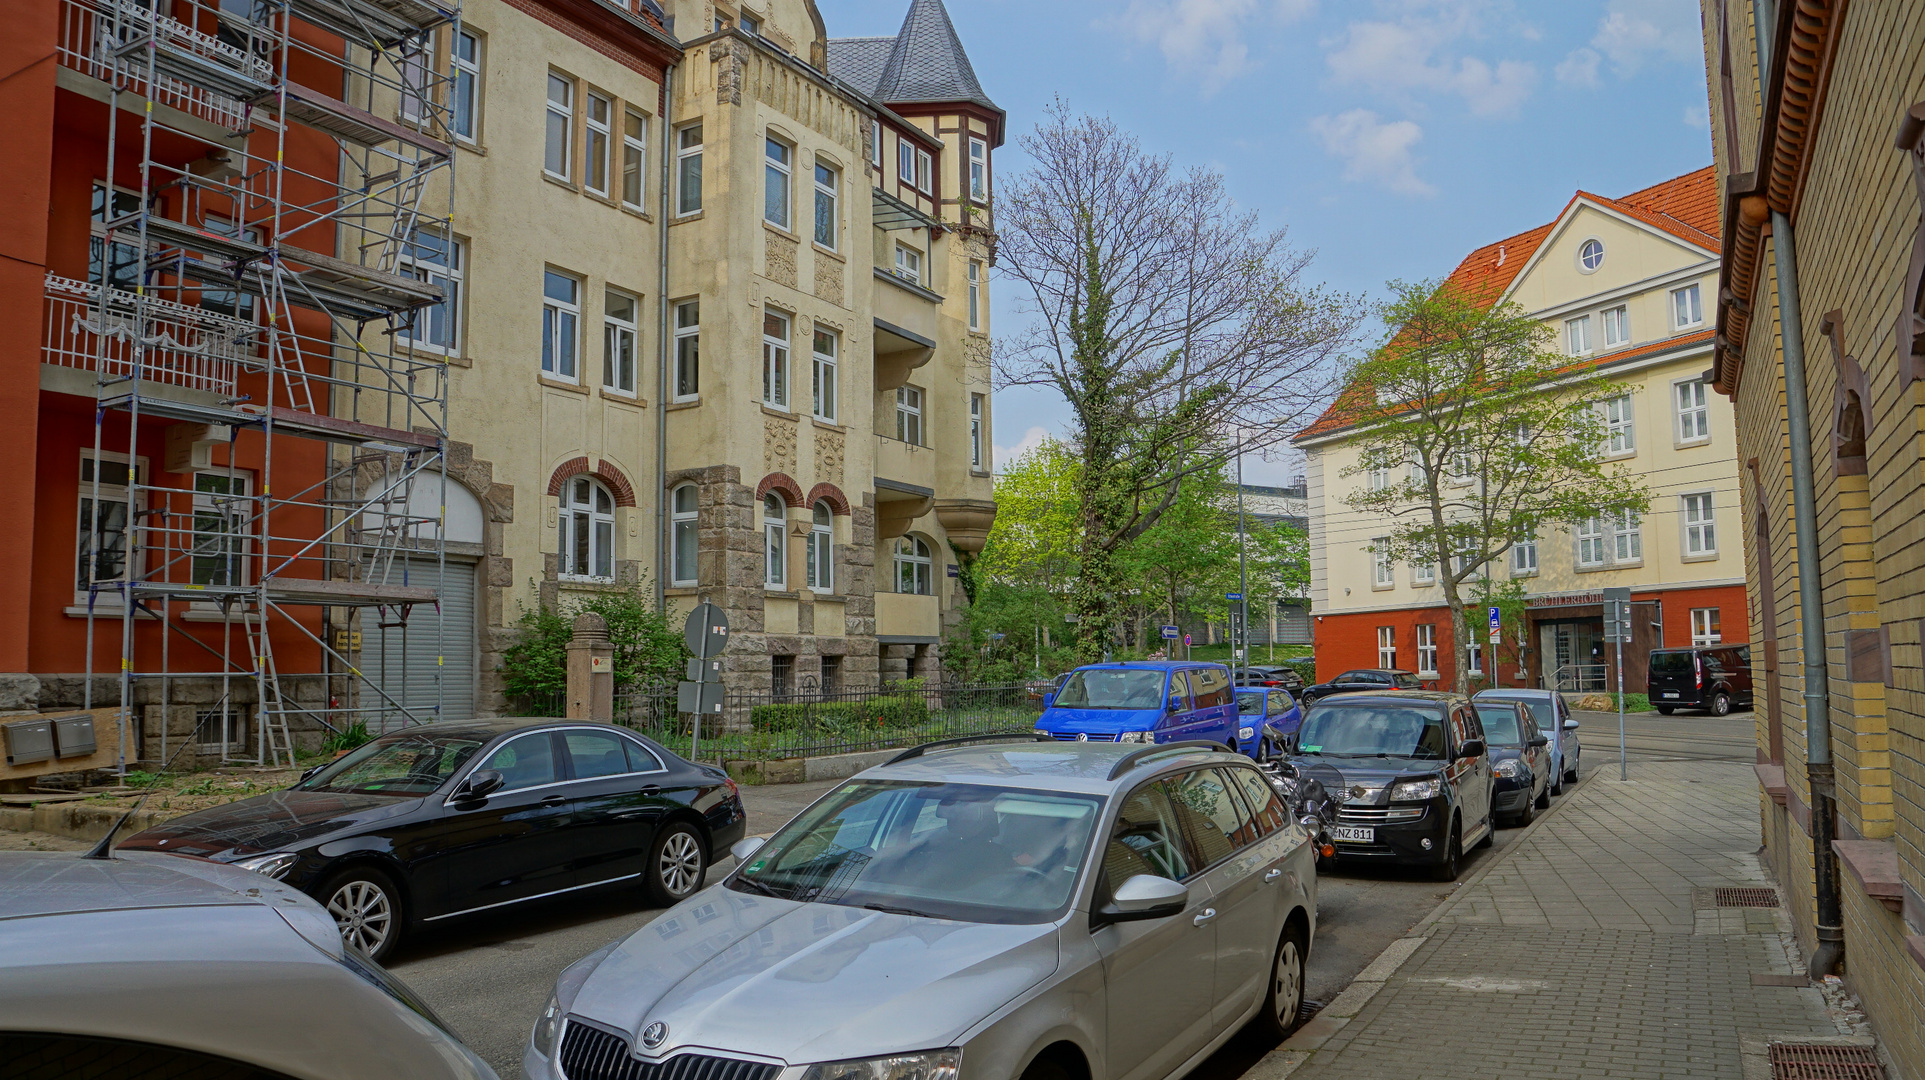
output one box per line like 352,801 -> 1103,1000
807,500 -> 833,592
671,484 -> 699,586
763,493 -> 787,587
559,477 -> 615,579
894,535 -> 932,595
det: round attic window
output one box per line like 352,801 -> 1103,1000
1578,238 -> 1605,272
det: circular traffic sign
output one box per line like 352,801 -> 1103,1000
683,603 -> 730,659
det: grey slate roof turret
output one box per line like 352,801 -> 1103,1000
826,0 -> 1000,115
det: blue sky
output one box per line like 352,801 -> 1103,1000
827,0 -> 1716,483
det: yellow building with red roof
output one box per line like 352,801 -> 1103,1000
1293,167 -> 1741,693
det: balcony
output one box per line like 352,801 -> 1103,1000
43,274 -> 249,396
57,0 -> 263,130
875,591 -> 941,641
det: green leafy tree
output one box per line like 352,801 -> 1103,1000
1341,279 -> 1648,692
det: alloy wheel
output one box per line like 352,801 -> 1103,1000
659,830 -> 704,896
326,879 -> 393,955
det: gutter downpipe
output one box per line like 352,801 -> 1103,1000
1752,0 -> 1843,978
655,60 -> 676,615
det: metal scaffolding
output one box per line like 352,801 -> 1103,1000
54,0 -> 462,767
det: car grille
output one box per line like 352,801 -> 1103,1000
558,1025 -> 781,1080
1050,732 -> 1118,742
1336,807 -> 1426,825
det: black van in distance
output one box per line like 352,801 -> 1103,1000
1647,645 -> 1753,716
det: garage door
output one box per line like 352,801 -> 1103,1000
359,558 -> 477,732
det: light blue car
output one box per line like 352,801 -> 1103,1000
1473,688 -> 1583,795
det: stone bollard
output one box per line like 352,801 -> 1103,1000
566,612 -> 615,722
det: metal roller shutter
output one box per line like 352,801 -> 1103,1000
360,558 -> 477,731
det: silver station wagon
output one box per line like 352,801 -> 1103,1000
524,735 -> 1319,1080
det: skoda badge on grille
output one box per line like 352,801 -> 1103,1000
641,1022 -> 668,1049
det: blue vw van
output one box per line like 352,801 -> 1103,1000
1035,661 -> 1240,750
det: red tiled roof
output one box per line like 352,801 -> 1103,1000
1295,167 -> 1720,442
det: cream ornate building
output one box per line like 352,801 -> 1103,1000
384,0 -> 998,711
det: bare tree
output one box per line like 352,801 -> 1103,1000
997,103 -> 1360,658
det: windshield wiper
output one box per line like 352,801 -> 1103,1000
730,875 -> 784,899
861,902 -> 933,918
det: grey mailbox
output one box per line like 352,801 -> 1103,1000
3,719 -> 55,765
52,714 -> 97,759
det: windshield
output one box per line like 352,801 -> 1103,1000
1475,706 -> 1525,745
1335,671 -> 1386,685
731,780 -> 1104,923
1054,669 -> 1167,710
1482,695 -> 1554,728
299,730 -> 490,796
1295,704 -> 1447,759
1649,652 -> 1694,674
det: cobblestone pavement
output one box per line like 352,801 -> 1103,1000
1271,761 -> 1846,1080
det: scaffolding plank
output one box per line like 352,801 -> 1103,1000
278,241 -> 445,313
122,214 -> 268,265
268,82 -> 452,157
96,393 -> 440,449
280,0 -> 453,45
123,578 -> 437,606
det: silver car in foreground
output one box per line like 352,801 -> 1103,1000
525,736 -> 1318,1080
0,850 -> 496,1080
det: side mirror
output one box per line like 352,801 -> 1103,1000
1457,738 -> 1486,759
730,836 -> 768,863
1563,719 -> 1581,731
456,769 -> 505,801
1043,693 -> 1055,709
298,764 -> 324,784
1529,735 -> 1550,748
1097,874 -> 1189,924
1166,697 -> 1183,714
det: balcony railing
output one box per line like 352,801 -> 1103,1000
57,0 -> 259,130
44,274 -> 250,396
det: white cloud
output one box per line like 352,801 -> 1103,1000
1682,104 -> 1708,129
1555,46 -> 1601,88
1310,109 -> 1436,197
994,426 -> 1055,471
1325,17 -> 1537,117
1112,0 -> 1318,94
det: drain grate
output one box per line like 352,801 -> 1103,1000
1768,1043 -> 1885,1080
1298,999 -> 1325,1024
1715,886 -> 1780,908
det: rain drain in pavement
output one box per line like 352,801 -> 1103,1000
1298,1000 -> 1325,1024
1713,886 -> 1780,908
1767,1042 -> 1885,1079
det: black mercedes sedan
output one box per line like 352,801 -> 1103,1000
120,719 -> 747,960
1298,668 -> 1425,705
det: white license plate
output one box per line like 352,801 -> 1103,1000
1330,826 -> 1375,843
1661,692 -> 1680,698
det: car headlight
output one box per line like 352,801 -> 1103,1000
531,991 -> 562,1058
1117,730 -> 1154,744
1032,728 -> 1051,737
1389,778 -> 1442,801
1493,758 -> 1529,779
802,1050 -> 960,1080
232,852 -> 299,880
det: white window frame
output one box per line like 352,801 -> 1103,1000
1576,516 -> 1606,568
813,159 -> 838,249
621,109 -> 648,209
1675,379 -> 1710,444
897,139 -> 914,188
1467,642 -> 1484,676
558,476 -> 617,581
191,471 -> 253,589
871,119 -> 883,169
1372,540 -> 1394,588
763,493 -> 788,588
967,261 -> 983,331
1691,607 -> 1722,646
674,300 -> 700,400
671,483 -> 699,586
970,393 -> 984,469
811,325 -> 837,422
1578,238 -> 1605,272
541,269 -> 581,381
584,91 -> 612,196
1416,624 -> 1438,678
1377,626 -> 1396,669
1602,393 -> 1635,457
968,136 -> 987,200
1610,509 -> 1642,563
75,450 -> 145,604
1413,560 -> 1435,586
1511,531 -> 1538,576
762,310 -> 791,409
399,31 -> 431,125
914,148 -> 933,193
397,228 -> 462,354
740,13 -> 760,35
896,385 -> 923,445
1671,282 -> 1704,328
1682,493 -> 1717,557
1566,314 -> 1592,356
895,535 -> 933,595
1602,304 -> 1629,348
451,30 -> 480,143
806,501 -> 834,593
602,287 -> 638,395
893,243 -> 922,284
544,72 -> 573,180
676,123 -> 703,215
764,135 -> 792,230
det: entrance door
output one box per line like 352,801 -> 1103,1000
361,557 -> 478,730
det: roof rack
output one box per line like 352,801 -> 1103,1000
1106,741 -> 1236,781
883,732 -> 1056,765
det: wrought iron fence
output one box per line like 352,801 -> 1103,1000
590,681 -> 1042,764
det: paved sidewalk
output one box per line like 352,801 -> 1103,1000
1272,761 -> 1846,1079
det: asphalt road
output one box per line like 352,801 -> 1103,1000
392,710 -> 1760,1080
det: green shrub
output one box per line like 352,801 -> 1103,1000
747,694 -> 931,735
322,721 -> 372,755
499,580 -> 684,711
